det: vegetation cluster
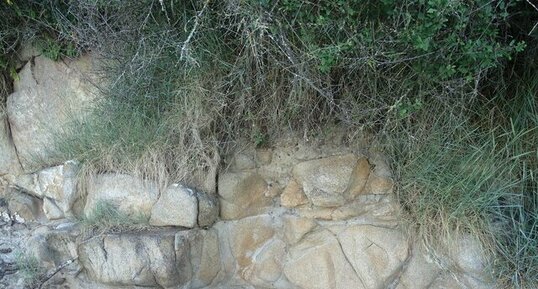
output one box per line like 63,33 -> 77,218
1,0 -> 537,287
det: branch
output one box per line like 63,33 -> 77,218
180,0 -> 210,65
37,257 -> 78,289
526,0 -> 538,35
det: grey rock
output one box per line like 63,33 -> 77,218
150,183 -> 198,228
7,54 -> 97,171
84,173 -> 159,219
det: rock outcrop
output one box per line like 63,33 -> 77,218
7,54 -> 97,172
0,54 -> 497,289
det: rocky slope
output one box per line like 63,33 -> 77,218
0,51 -> 495,289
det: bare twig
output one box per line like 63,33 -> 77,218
180,0 -> 210,65
37,257 -> 78,289
526,0 -> 538,35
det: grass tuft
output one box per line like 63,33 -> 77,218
14,251 -> 44,287
79,200 -> 150,236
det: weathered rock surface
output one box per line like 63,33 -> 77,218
78,229 -> 221,288
15,160 -> 80,220
344,157 -> 370,199
0,126 -> 498,289
6,54 -> 97,172
0,115 -> 21,176
280,179 -> 308,207
79,231 -> 183,287
281,215 -> 317,244
84,173 -> 159,219
218,172 -> 272,219
228,215 -> 276,277
337,224 -> 409,289
395,245 -> 442,289
283,229 -> 364,289
150,183 -> 198,228
197,190 -> 219,227
292,154 -> 357,207
4,189 -> 43,223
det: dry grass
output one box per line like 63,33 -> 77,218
1,1 -> 535,287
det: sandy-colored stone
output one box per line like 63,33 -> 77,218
428,274 -> 465,289
330,194 -> 400,221
264,183 -> 281,198
256,148 -> 273,165
396,245 -> 441,289
218,172 -> 271,220
296,206 -> 335,220
190,229 -> 221,288
337,224 -> 409,289
228,215 -> 275,277
84,173 -> 158,219
344,157 -> 370,200
7,55 -> 97,171
150,184 -> 198,228
12,160 -> 79,219
280,179 -> 309,207
364,173 -> 394,195
283,230 -> 364,289
244,239 -> 287,288
293,154 -> 357,207
282,215 -> 317,244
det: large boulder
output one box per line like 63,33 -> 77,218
78,229 -> 221,288
280,179 -> 309,208
25,222 -> 80,271
228,215 -> 276,276
6,54 -> 97,171
178,229 -> 222,288
149,183 -> 219,228
84,174 -> 159,219
79,231 -> 183,287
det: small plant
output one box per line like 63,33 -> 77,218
80,200 -> 149,235
15,251 -> 44,287
251,130 -> 267,148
